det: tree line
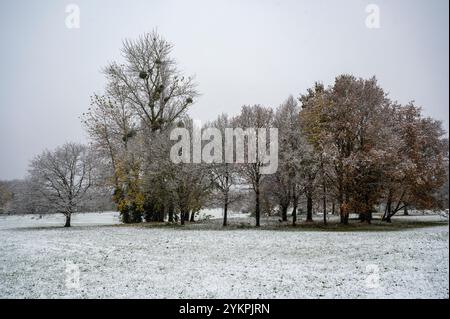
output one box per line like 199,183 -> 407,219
1,31 -> 448,227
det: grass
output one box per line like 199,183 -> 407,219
113,215 -> 449,232
5,212 -> 446,232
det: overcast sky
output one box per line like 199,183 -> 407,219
0,0 -> 448,180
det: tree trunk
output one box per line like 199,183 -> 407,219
403,204 -> 409,215
337,174 -> 344,222
366,210 -> 372,224
384,202 -> 392,223
223,192 -> 228,227
340,192 -> 349,225
292,187 -> 298,226
306,193 -> 313,222
255,187 -> 260,227
332,201 -> 335,215
190,211 -> 195,222
322,184 -> 327,225
168,202 -> 174,223
340,205 -> 349,224
382,191 -> 392,223
292,205 -> 297,226
159,204 -> 165,222
342,212 -> 349,225
281,204 -> 288,222
64,214 -> 71,227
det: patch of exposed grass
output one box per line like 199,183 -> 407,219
113,216 -> 448,232
268,219 -> 448,232
6,213 -> 446,232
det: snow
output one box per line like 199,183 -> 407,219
0,212 -> 448,298
197,208 -> 251,220
0,212 -> 121,230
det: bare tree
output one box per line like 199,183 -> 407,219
270,96 -> 302,222
103,30 -> 198,132
28,143 -> 93,227
208,114 -> 239,226
167,118 -> 213,224
235,105 -> 275,227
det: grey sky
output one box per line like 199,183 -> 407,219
0,0 -> 448,180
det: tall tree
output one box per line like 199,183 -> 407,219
235,105 -> 275,227
382,103 -> 448,221
83,31 -> 199,223
300,76 -> 389,224
209,114 -> 239,226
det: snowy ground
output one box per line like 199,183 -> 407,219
0,212 -> 448,299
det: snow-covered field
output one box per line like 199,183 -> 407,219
0,212 -> 448,299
